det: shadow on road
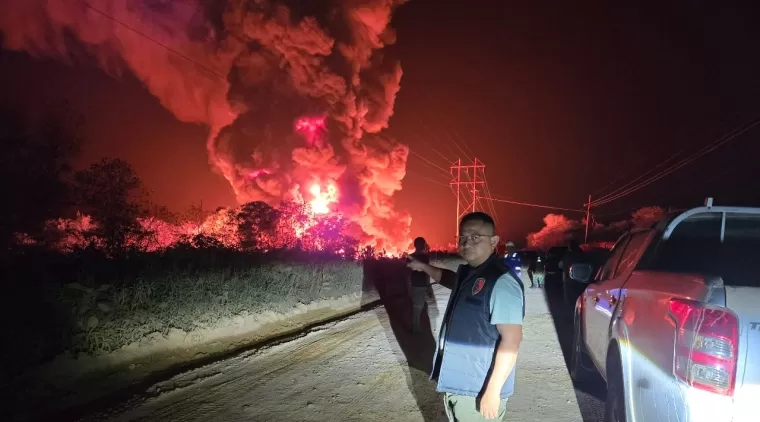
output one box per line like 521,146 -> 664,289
541,275 -> 607,422
361,258 -> 445,421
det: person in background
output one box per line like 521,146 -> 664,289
560,239 -> 586,306
408,236 -> 431,333
527,252 -> 537,288
560,239 -> 585,284
407,212 -> 524,421
503,241 -> 521,280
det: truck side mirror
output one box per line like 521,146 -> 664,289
569,263 -> 594,283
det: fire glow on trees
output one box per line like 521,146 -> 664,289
0,0 -> 414,254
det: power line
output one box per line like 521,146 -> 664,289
482,178 -> 501,225
593,208 -> 638,218
79,1 -> 229,81
405,169 -> 450,188
408,149 -> 451,176
592,116 -> 760,207
453,130 -> 477,160
485,196 -> 585,213
418,118 -> 460,159
592,111 -> 760,205
432,119 -> 472,160
592,147 -> 687,203
412,133 -> 455,163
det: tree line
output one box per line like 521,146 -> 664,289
0,102 -> 159,257
1,103 -> 360,262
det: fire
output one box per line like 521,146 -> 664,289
2,0 -> 415,255
308,183 -> 337,214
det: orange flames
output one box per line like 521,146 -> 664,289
308,183 -> 337,214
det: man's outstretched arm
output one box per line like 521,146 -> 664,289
407,259 -> 457,289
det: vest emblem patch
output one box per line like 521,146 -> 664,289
472,278 -> 485,295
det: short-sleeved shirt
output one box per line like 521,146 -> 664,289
488,273 -> 525,325
409,251 -> 431,286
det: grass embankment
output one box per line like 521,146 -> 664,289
0,248 -> 389,419
2,247 -> 464,420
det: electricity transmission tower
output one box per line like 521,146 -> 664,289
450,158 -> 486,237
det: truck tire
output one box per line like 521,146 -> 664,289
570,310 -> 596,383
604,349 -> 627,422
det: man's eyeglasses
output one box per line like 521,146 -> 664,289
456,234 -> 494,244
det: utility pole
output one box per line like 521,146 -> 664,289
450,158 -> 486,237
584,194 -> 591,244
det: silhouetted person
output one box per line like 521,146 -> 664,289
408,236 -> 431,333
560,239 -> 584,283
527,252 -> 539,288
408,212 -> 525,421
560,239 -> 586,306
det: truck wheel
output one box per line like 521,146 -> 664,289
604,351 -> 627,422
570,311 -> 596,383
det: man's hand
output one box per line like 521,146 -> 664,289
479,389 -> 501,419
405,258 -> 453,288
407,256 -> 427,272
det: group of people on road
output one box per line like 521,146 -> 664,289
405,212 -> 525,421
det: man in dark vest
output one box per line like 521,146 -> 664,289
407,212 -> 525,421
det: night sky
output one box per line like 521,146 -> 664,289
2,0 -> 760,247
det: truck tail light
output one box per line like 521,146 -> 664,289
668,298 -> 739,396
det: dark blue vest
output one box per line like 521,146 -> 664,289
431,255 -> 525,398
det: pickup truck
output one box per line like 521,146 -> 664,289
568,200 -> 759,422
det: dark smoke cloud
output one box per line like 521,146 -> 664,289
0,0 -> 412,252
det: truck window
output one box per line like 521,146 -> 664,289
615,230 -> 651,277
645,212 -> 760,287
598,235 -> 630,281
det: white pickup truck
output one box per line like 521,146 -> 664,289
569,199 -> 759,422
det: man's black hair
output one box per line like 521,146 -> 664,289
459,212 -> 496,232
413,236 -> 427,250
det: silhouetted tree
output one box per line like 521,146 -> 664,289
148,203 -> 178,224
527,205 -> 669,250
0,102 -> 82,253
276,201 -> 310,248
73,158 -> 149,255
631,206 -> 666,229
183,202 -> 208,224
237,201 -> 280,250
526,214 -> 580,250
303,214 -> 348,252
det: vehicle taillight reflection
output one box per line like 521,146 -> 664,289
668,298 -> 739,396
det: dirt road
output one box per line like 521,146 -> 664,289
82,283 -> 583,422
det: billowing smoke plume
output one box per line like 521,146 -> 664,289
0,0 -> 412,252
